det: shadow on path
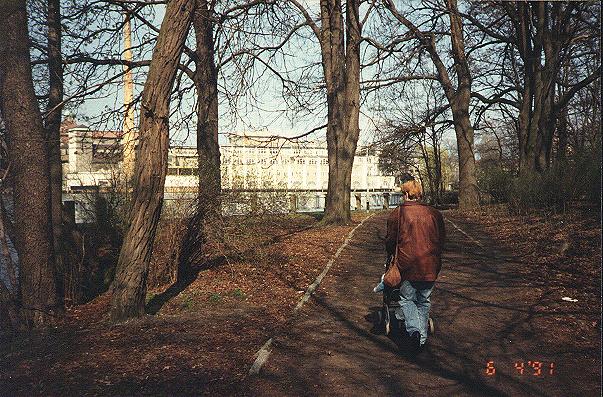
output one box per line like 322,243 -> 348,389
242,212 -> 600,397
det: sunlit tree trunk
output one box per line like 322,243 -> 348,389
446,0 -> 479,208
110,0 -> 196,322
193,0 -> 221,211
321,0 -> 361,225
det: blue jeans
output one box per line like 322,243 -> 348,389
395,280 -> 435,345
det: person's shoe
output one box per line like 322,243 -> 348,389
373,279 -> 385,293
409,331 -> 421,353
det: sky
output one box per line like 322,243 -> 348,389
76,1 -> 390,149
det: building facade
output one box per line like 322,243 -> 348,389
165,134 -> 395,192
61,125 -> 399,219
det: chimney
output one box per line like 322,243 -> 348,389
122,10 -> 136,181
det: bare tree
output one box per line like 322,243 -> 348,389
375,77 -> 450,204
466,1 -> 600,174
110,0 -> 196,322
0,0 -> 60,327
383,0 -> 480,209
281,0 -> 366,224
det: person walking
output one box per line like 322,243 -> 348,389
385,180 -> 446,352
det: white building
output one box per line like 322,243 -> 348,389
61,126 -> 398,218
164,134 -> 395,193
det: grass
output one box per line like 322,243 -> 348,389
145,292 -> 156,304
229,288 -> 246,300
181,295 -> 195,310
209,293 -> 222,303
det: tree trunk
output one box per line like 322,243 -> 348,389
530,1 -> 556,173
516,1 -> 538,176
536,87 -> 556,170
0,0 -> 60,327
517,75 -> 536,174
110,0 -> 196,322
320,0 -> 361,225
432,131 -> 443,205
451,102 -> 479,209
446,0 -> 479,209
324,120 -> 355,224
419,138 -> 435,202
554,107 -> 569,165
174,0 -> 220,283
0,281 -> 22,331
193,0 -> 221,213
46,0 -> 66,303
0,199 -> 22,330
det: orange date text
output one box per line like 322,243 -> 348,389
484,361 -> 555,376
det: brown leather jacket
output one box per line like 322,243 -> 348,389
385,201 -> 446,282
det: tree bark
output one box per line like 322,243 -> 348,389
320,0 -> 361,225
515,2 -> 539,175
450,101 -> 479,208
0,0 -> 60,327
46,0 -> 66,303
193,0 -> 221,212
431,129 -> 443,204
554,107 -> 569,166
0,198 -> 22,330
110,0 -> 196,322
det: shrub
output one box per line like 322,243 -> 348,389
508,169 -> 568,213
508,151 -> 601,214
573,149 -> 601,204
477,165 -> 514,203
440,190 -> 458,205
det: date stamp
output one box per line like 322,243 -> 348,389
485,361 -> 555,377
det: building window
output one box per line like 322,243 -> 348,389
91,142 -> 121,165
70,185 -> 99,193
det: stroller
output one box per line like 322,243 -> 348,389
375,255 -> 435,337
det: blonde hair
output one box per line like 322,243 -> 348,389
401,180 -> 423,200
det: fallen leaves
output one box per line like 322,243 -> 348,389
0,213 -> 370,396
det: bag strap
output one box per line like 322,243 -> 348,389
393,206 -> 401,265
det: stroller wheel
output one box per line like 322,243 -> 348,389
428,317 -> 435,335
371,309 -> 386,335
384,306 -> 391,335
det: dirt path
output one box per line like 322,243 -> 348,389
242,212 -> 601,397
